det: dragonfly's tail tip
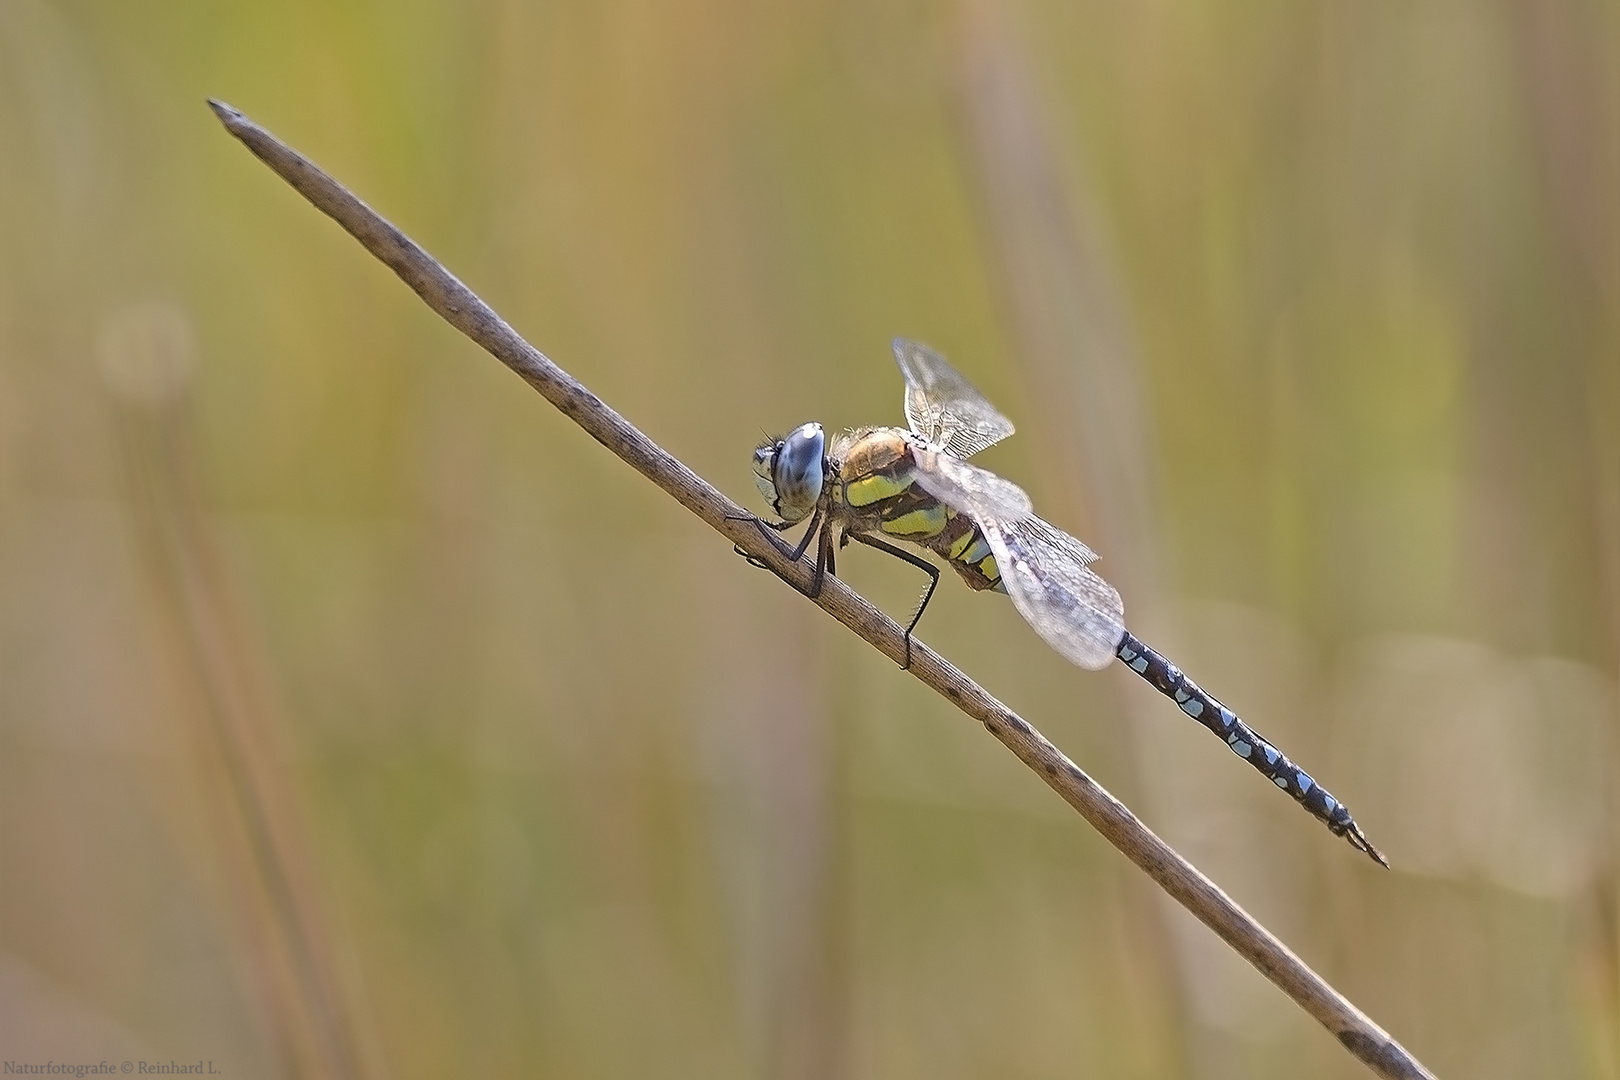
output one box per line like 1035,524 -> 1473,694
1348,830 -> 1390,868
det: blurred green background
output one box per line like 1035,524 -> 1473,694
2,2 -> 1616,1077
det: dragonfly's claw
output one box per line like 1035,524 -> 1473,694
734,544 -> 772,570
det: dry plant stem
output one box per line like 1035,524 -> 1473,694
208,99 -> 1436,1080
116,393 -> 371,1080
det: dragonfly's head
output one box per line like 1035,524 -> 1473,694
754,422 -> 825,523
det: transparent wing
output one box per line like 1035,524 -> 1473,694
893,338 -> 1016,458
979,516 -> 1126,670
906,446 -> 1033,523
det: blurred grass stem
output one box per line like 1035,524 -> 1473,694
110,311 -> 375,1079
208,99 -> 1436,1080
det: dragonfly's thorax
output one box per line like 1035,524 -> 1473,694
828,426 -> 1002,592
828,426 -> 913,499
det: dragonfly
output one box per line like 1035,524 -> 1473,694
744,338 -> 1386,866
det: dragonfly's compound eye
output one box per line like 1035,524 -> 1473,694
757,422 -> 824,523
752,447 -> 779,504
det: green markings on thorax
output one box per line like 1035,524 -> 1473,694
835,430 -> 1002,591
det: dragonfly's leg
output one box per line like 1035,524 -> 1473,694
725,514 -> 787,566
807,515 -> 833,600
727,511 -> 823,595
789,508 -> 823,563
725,512 -> 807,565
845,532 -> 940,670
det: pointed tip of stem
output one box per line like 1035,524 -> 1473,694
207,99 -> 243,126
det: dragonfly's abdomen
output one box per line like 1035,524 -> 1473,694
1115,631 -> 1386,865
930,512 -> 1001,590
834,429 -> 1003,592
